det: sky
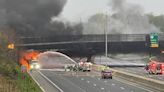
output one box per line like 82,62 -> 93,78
59,0 -> 164,22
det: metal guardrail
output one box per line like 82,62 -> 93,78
113,69 -> 164,92
92,64 -> 164,92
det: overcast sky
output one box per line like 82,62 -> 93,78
60,0 -> 164,22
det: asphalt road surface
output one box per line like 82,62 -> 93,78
114,67 -> 164,81
93,55 -> 164,81
38,70 -> 158,92
73,54 -> 147,66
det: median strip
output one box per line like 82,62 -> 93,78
92,64 -> 164,92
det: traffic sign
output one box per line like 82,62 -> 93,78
8,43 -> 15,49
150,33 -> 159,48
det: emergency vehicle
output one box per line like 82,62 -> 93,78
78,61 -> 92,72
145,59 -> 164,75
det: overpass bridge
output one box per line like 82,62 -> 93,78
16,34 -> 164,55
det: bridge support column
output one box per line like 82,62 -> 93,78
87,55 -> 95,63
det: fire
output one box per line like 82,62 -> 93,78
19,50 -> 40,70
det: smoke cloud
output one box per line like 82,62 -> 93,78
83,0 -> 160,34
0,0 -> 83,37
109,0 -> 160,34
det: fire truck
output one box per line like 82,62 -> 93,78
78,61 -> 92,72
145,59 -> 164,75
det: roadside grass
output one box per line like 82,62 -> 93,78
16,69 -> 42,92
142,56 -> 150,63
0,76 -> 19,92
0,58 -> 42,92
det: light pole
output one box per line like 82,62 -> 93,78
105,12 -> 108,58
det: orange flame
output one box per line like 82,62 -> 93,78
19,51 -> 40,70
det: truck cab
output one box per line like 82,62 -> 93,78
78,62 -> 92,72
146,60 -> 164,75
30,60 -> 40,70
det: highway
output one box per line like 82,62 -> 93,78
94,54 -> 146,66
29,53 -> 163,92
114,67 -> 164,81
31,69 -> 159,92
93,55 -> 164,81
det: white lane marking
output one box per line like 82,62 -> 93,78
38,71 -> 64,92
133,71 -> 137,73
87,81 -> 90,83
101,88 -> 105,90
91,75 -> 95,78
29,72 -> 46,92
93,84 -> 97,86
81,78 -> 84,80
115,78 -> 154,92
112,83 -> 115,86
59,75 -> 86,92
104,81 -> 107,83
120,87 -> 125,90
158,77 -> 162,79
131,91 -> 134,92
98,78 -> 101,80
40,69 -> 65,71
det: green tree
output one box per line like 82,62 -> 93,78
88,13 -> 107,23
83,13 -> 109,34
147,14 -> 164,32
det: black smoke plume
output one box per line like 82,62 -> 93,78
0,0 -> 83,37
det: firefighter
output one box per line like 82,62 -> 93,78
145,64 -> 149,71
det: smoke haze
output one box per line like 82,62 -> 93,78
0,0 -> 83,37
83,0 -> 160,34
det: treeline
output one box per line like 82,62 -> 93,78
0,28 -> 17,75
83,13 -> 164,34
147,14 -> 164,33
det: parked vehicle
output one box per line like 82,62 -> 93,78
145,59 -> 164,75
78,62 -> 92,72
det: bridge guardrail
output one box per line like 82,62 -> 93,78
18,34 -> 164,44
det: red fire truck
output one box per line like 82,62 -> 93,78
145,59 -> 164,75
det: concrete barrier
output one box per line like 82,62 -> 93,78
92,64 -> 164,92
92,64 -> 109,72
